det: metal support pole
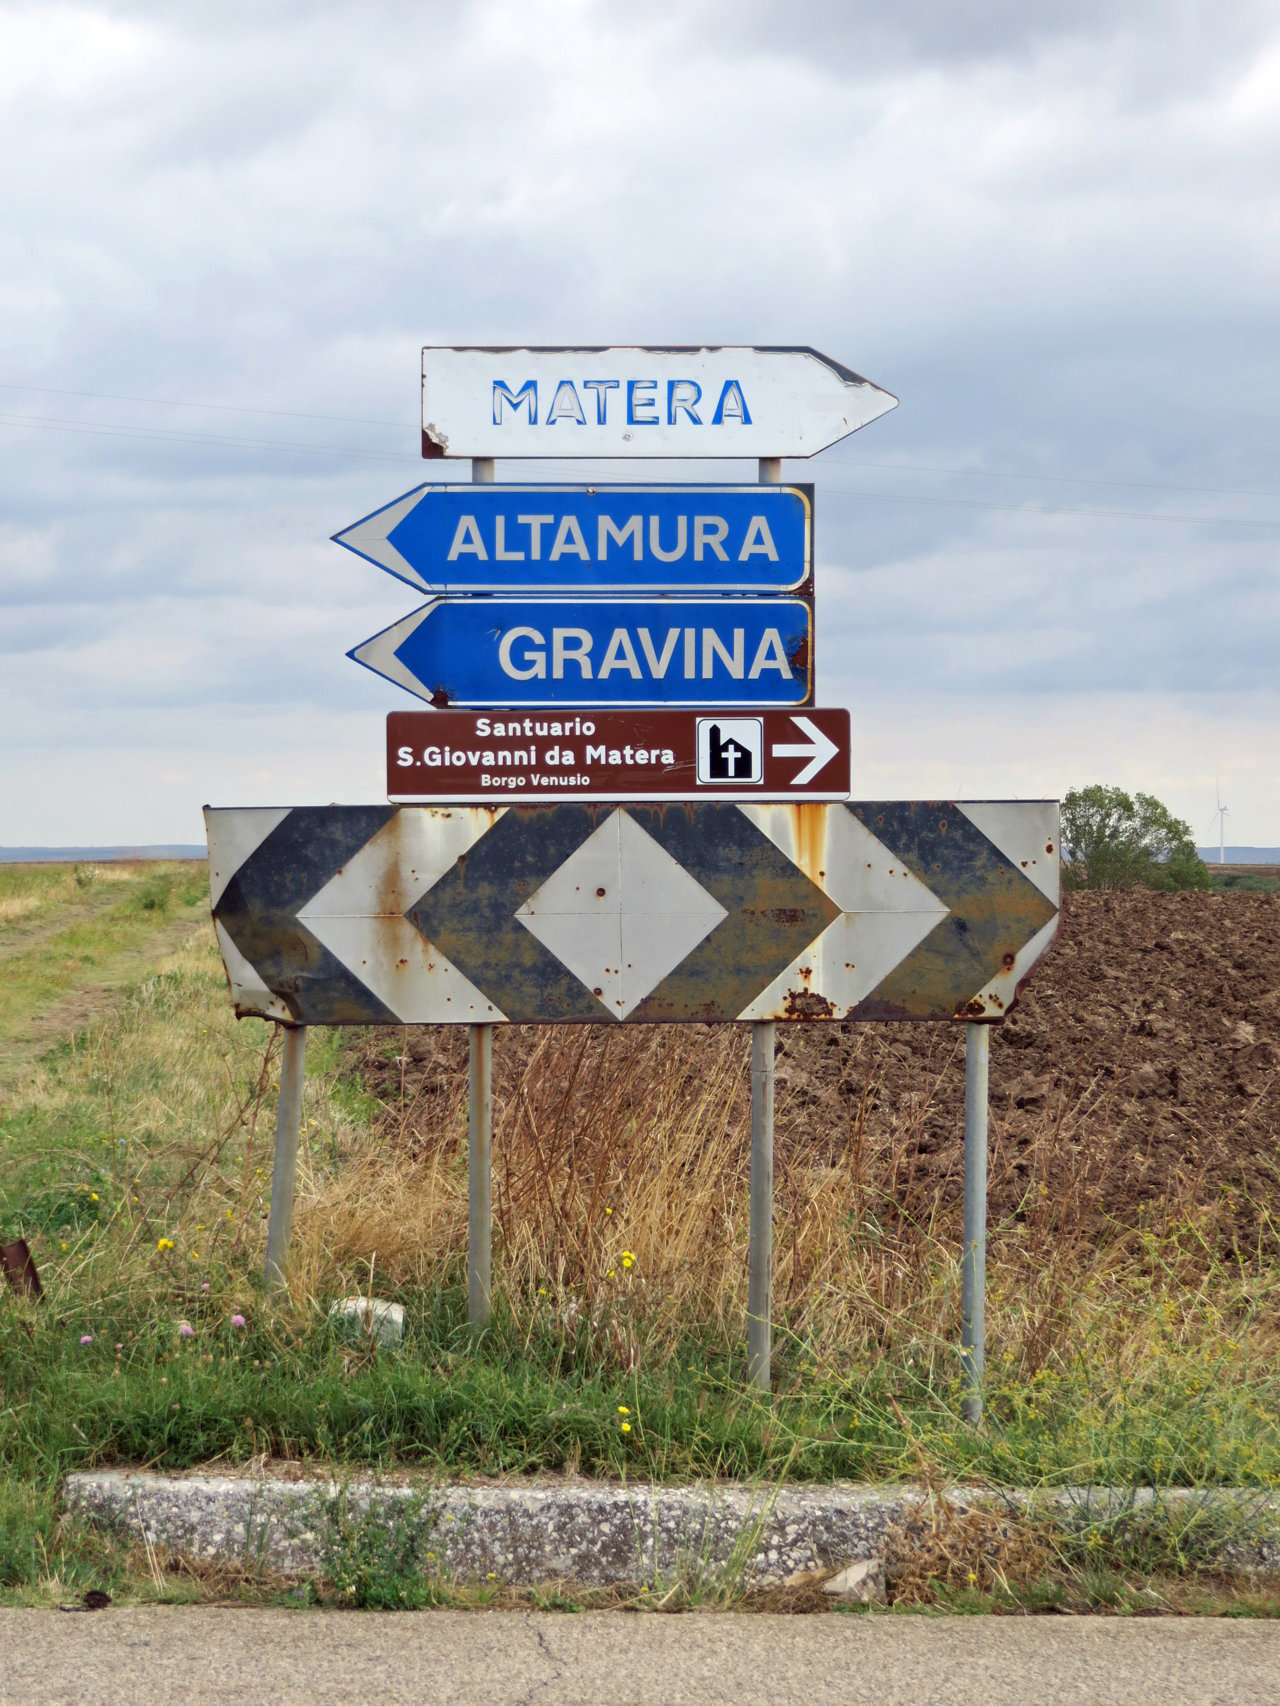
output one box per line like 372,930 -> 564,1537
748,1021 -> 775,1391
745,453 -> 781,1391
264,1024 -> 307,1294
463,447 -> 496,1335
468,1023 -> 493,1331
747,450 -> 788,1385
961,1021 -> 989,1425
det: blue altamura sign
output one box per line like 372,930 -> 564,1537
332,484 -> 811,594
349,597 -> 813,709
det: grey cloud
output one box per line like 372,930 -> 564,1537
1,0 -> 1278,839
650,0 -> 1277,88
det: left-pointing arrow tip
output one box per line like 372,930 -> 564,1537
333,486 -> 431,591
349,604 -> 438,702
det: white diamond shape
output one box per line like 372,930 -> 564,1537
298,810 -> 507,1024
736,804 -> 950,1020
515,809 -> 727,1019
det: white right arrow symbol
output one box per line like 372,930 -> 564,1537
771,715 -> 839,785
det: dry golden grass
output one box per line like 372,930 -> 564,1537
883,1494 -> 1055,1603
284,1021 -> 1280,1392
0,895 -> 44,923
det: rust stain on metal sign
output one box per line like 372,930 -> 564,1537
207,801 -> 1059,1028
785,802 -> 831,891
783,988 -> 836,1019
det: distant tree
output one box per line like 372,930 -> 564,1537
1061,785 -> 1210,892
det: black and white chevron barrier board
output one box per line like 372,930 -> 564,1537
205,801 -> 1059,1027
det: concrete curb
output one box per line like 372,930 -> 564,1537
64,1473 -> 1280,1588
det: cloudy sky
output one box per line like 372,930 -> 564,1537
2,0 -> 1278,846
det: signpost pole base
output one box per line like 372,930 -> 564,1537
468,1022 -> 493,1332
961,1022 -> 989,1425
264,1024 -> 307,1296
748,1020 -> 775,1392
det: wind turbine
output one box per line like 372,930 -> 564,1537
1210,785 -> 1229,864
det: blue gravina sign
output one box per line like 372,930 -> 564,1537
349,596 -> 813,709
332,484 -> 812,595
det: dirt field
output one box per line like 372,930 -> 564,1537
357,889 -> 1280,1246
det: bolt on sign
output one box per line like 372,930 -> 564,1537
385,709 -> 850,801
205,800 -> 1059,1027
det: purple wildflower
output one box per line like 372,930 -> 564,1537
231,1314 -> 246,1328
80,1334 -> 93,1345
179,1322 -> 195,1338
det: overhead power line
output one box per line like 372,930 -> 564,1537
839,458 -> 1280,502
813,477 -> 1280,529
0,380 -> 414,431
0,411 -> 422,462
0,401 -> 1276,529
0,377 -> 1275,502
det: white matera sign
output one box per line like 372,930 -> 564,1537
421,346 -> 897,460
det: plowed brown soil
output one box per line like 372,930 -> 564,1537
355,890 -> 1280,1244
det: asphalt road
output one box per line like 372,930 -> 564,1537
3,1609 -> 1279,1705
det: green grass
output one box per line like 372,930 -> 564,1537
0,860 -> 208,1066
4,1309 -> 1280,1608
2,866 -> 1280,1610
1209,870 -> 1280,893
5,1292 -> 1278,1487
